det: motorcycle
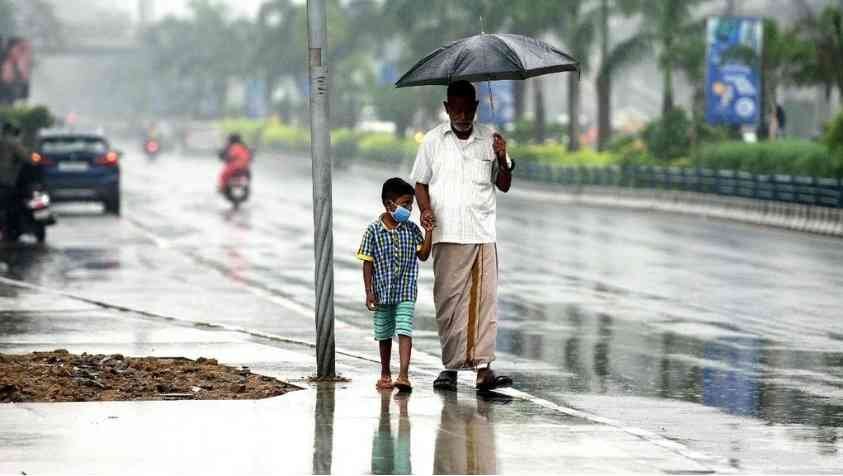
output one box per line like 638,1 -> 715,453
222,171 -> 250,210
1,185 -> 55,243
144,138 -> 161,159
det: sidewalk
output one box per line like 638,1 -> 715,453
0,283 -> 721,475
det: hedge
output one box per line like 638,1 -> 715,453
696,140 -> 842,178
0,105 -> 54,147
261,122 -> 310,151
219,117 -> 264,146
219,119 -> 843,178
357,133 -> 417,162
508,143 -> 619,167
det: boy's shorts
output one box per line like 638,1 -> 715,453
373,301 -> 414,341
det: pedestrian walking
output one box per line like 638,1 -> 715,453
357,177 -> 433,392
410,80 -> 515,392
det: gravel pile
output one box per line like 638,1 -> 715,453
0,350 -> 298,402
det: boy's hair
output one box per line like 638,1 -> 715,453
446,80 -> 476,100
381,177 -> 415,203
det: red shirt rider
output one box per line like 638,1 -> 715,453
218,135 -> 252,190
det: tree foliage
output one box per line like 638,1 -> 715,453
792,6 -> 843,101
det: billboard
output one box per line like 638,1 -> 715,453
0,37 -> 32,104
704,17 -> 763,126
477,80 -> 514,129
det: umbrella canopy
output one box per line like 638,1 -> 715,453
395,33 -> 579,88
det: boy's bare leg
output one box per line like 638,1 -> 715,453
398,335 -> 412,380
379,339 -> 392,379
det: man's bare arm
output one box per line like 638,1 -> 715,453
495,164 -> 512,192
415,182 -> 435,229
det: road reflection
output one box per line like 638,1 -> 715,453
499,301 -> 843,452
370,390 -> 411,475
433,392 -> 503,475
312,383 -> 335,475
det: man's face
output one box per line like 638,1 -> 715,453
444,96 -> 479,132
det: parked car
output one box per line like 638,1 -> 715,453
35,130 -> 121,215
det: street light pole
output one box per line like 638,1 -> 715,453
307,0 -> 336,378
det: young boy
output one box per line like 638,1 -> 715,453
357,177 -> 433,392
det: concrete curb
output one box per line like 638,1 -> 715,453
519,185 -> 843,238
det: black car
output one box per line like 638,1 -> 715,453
35,131 -> 121,215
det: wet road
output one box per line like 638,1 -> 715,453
2,147 -> 843,472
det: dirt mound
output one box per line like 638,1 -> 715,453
0,350 -> 299,402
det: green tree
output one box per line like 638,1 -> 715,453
615,0 -> 709,116
792,6 -> 843,109
254,0 -> 306,120
672,22 -> 706,124
326,0 -> 383,128
379,0 -> 509,132
142,0 -> 251,118
508,0 -> 569,140
595,0 -> 642,150
15,0 -> 64,53
722,18 -> 807,138
557,1 -> 597,151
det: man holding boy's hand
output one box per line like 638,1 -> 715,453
411,80 -> 514,392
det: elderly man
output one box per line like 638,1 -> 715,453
410,80 -> 514,392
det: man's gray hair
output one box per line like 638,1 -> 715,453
446,80 -> 476,100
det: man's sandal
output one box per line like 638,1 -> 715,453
432,370 -> 458,392
394,376 -> 412,393
475,371 -> 513,392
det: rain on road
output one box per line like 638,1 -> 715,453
2,148 -> 842,472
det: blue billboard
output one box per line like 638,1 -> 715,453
477,80 -> 514,129
705,17 -> 764,126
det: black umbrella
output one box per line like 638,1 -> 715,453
395,33 -> 579,88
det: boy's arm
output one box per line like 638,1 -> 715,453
363,261 -> 377,311
416,225 -> 433,261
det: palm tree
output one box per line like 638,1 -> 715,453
508,0 -> 568,139
254,0 -> 306,119
722,18 -> 807,138
557,2 -> 596,151
595,0 -> 640,150
792,6 -> 843,109
380,0 -> 509,129
610,0 -> 709,116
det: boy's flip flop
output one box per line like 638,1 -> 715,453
433,370 -> 458,392
475,371 -> 513,392
394,376 -> 412,393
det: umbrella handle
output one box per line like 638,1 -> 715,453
487,81 -> 496,124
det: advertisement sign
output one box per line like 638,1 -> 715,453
0,37 -> 32,104
705,17 -> 763,126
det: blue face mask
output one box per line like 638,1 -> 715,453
390,204 -> 412,223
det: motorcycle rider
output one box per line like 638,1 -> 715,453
217,133 -> 252,193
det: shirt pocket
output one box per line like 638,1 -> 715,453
469,157 -> 493,184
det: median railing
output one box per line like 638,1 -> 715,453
521,164 -> 843,209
